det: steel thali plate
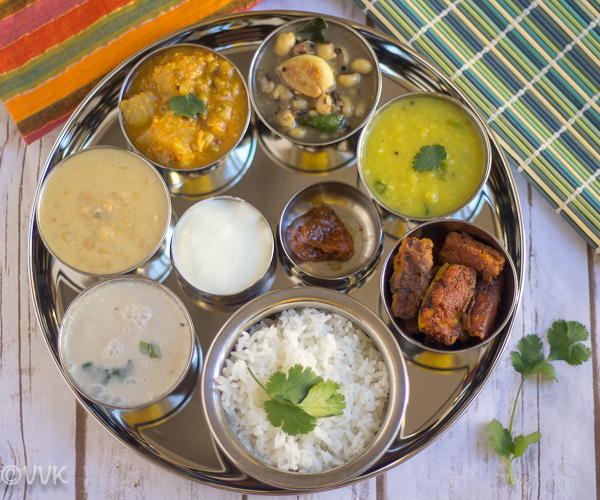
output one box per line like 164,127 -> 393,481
29,11 -> 525,494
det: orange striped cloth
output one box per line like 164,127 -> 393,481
0,0 -> 262,144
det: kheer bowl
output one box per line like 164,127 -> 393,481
357,92 -> 492,222
35,146 -> 172,278
249,17 -> 382,149
380,219 -> 518,370
202,286 -> 409,490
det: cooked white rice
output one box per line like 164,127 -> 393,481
215,307 -> 389,473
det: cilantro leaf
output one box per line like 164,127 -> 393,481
298,381 -> 345,418
511,334 -> 556,380
547,320 -> 591,365
168,93 -> 207,119
264,399 -> 316,435
265,364 -> 322,404
412,144 -> 447,173
299,17 -> 328,43
489,319 -> 591,485
489,419 -> 512,457
511,431 -> 541,458
248,365 -> 345,436
139,341 -> 161,359
297,113 -> 343,132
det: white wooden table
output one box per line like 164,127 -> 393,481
1,1 -> 599,498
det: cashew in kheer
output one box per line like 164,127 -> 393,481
278,55 -> 335,98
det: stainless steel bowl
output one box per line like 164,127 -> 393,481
171,196 -> 276,307
58,276 -> 196,411
277,181 -> 384,291
380,219 -> 518,370
202,286 -> 409,490
35,146 -> 172,278
118,43 -> 253,197
357,92 -> 492,222
248,17 -> 383,148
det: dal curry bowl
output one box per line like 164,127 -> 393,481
357,92 -> 492,222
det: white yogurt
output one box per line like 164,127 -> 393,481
172,197 -> 273,295
60,278 -> 194,408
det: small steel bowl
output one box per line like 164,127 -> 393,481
118,43 -> 253,196
380,220 -> 518,369
248,17 -> 382,148
171,196 -> 276,306
277,181 -> 384,291
36,146 -> 172,278
202,286 -> 409,490
357,92 -> 492,222
58,276 -> 196,411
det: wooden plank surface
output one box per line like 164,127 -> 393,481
1,0 -> 599,498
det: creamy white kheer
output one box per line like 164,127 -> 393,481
38,147 -> 170,275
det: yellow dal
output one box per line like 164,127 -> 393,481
39,148 -> 169,275
361,96 -> 485,218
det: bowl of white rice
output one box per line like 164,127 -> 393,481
201,286 -> 409,490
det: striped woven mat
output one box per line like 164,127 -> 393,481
0,0 -> 261,144
355,0 -> 600,252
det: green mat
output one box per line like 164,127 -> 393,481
353,0 -> 600,252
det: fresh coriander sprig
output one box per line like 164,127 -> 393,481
489,320 -> 591,485
411,144 -> 447,173
248,364 -> 345,436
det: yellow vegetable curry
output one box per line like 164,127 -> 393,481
121,46 -> 249,170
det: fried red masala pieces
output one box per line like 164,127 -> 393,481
390,231 -> 506,346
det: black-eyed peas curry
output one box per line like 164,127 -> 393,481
251,18 -> 378,144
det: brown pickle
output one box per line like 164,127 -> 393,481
286,204 -> 354,261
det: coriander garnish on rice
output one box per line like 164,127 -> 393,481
248,364 -> 345,435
